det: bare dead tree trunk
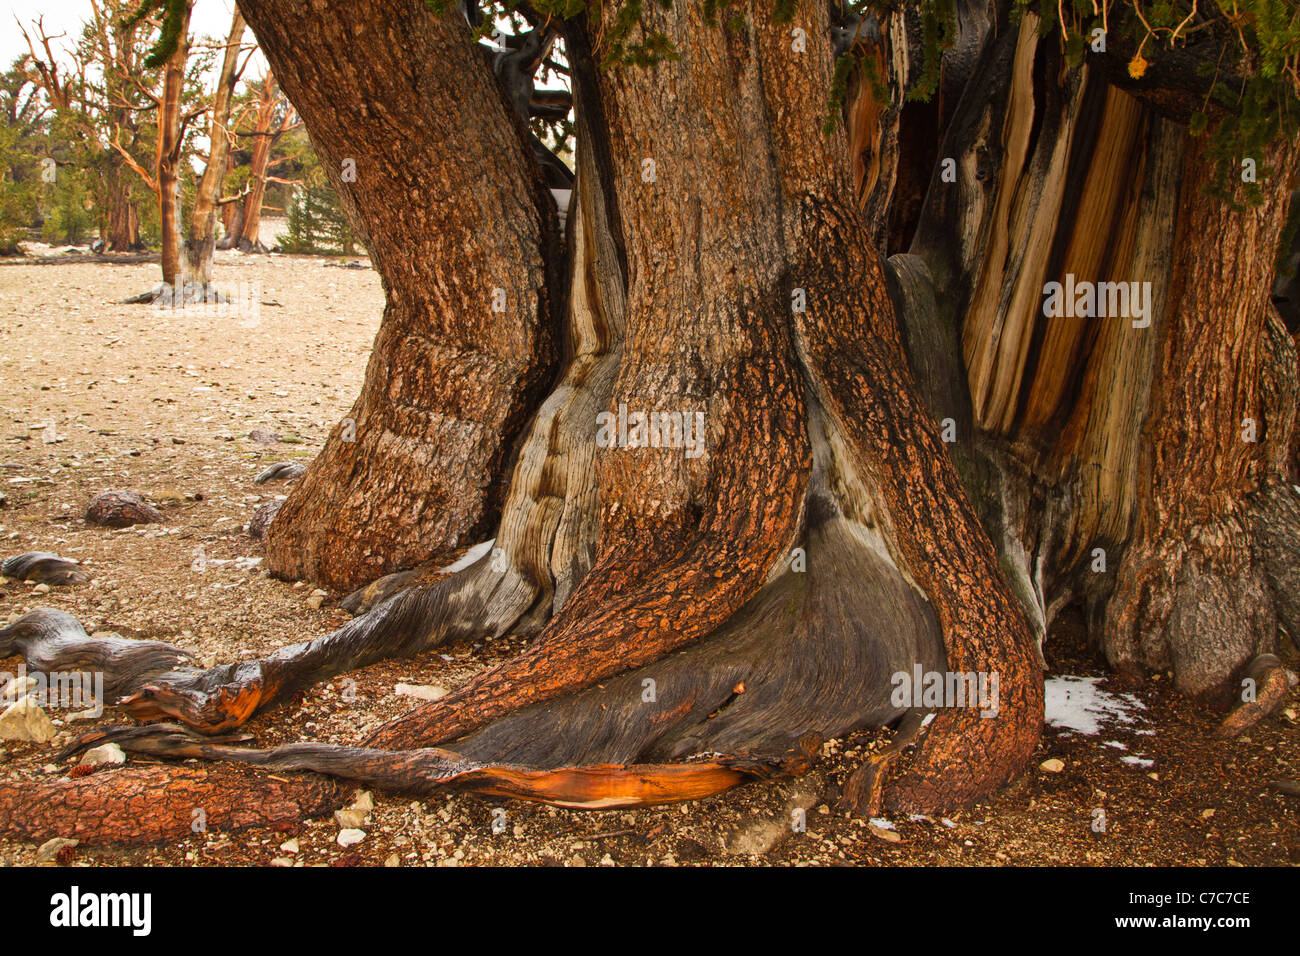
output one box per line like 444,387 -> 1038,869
217,186 -> 242,249
156,2 -> 191,292
234,72 -> 280,253
183,7 -> 245,289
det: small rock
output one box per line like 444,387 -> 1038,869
868,823 -> 902,843
337,828 -> 365,848
1039,758 -> 1065,773
383,853 -> 400,867
79,743 -> 126,767
280,838 -> 300,854
84,490 -> 165,528
395,683 -> 448,701
270,857 -> 295,867
34,837 -> 78,864
31,583 -> 50,594
307,590 -> 327,610
0,675 -> 36,705
1201,808 -> 1215,819
0,697 -> 57,742
248,429 -> 282,445
334,808 -> 368,829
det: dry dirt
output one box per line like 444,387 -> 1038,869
0,249 -> 1297,868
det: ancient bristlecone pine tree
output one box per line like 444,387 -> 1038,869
1,0 -> 1297,844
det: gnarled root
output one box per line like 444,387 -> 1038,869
1215,654 -> 1297,738
58,724 -> 796,811
0,609 -> 193,703
839,709 -> 928,817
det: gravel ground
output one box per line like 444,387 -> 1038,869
0,250 -> 1297,867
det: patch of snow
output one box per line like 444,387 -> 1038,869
1120,755 -> 1154,769
437,539 -> 496,574
1044,676 -> 1146,736
551,189 -> 572,233
1103,740 -> 1128,750
868,817 -> 896,831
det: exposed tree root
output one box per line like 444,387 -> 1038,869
0,395 -> 955,843
0,552 -> 90,586
443,467 -> 943,768
19,464 -> 943,842
0,763 -> 341,846
114,552 -> 556,732
57,725 -> 794,811
119,286 -> 166,305
839,709 -> 928,817
0,609 -> 192,703
1215,654 -> 1296,739
363,359 -> 811,751
118,282 -> 232,306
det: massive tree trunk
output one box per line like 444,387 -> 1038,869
2,0 -> 1297,845
251,0 -> 563,593
182,8 -> 245,289
1104,134 -> 1299,695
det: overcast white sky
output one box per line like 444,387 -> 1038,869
1,0 -> 262,74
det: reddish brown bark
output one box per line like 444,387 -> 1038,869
1105,133 -> 1300,696
104,163 -> 142,251
363,2 -> 1043,818
244,0 -> 562,593
0,765 -> 340,846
